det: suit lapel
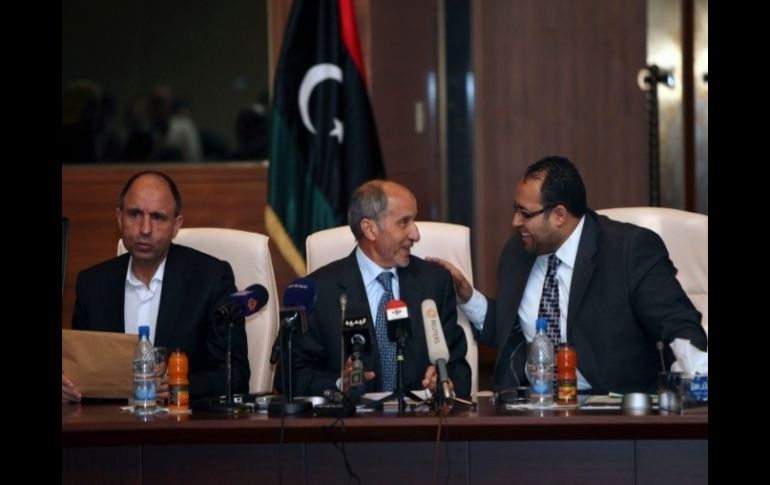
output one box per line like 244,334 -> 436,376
337,251 -> 370,319
154,245 -> 187,346
567,212 -> 599,328
500,252 -> 536,344
397,260 -> 423,339
105,255 -> 130,333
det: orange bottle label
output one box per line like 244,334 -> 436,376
169,384 -> 189,410
168,350 -> 189,410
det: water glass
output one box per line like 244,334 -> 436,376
154,347 -> 169,404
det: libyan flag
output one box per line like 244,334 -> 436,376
266,0 -> 385,276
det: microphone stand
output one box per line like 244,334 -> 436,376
208,317 -> 249,414
424,365 -> 477,413
371,330 -> 426,414
268,311 -> 313,417
427,391 -> 476,413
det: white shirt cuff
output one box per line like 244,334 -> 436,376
459,288 -> 488,332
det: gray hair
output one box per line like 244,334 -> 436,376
348,180 -> 389,240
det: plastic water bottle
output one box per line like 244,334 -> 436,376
133,325 -> 157,414
527,318 -> 555,406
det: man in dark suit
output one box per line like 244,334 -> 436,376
61,171 -> 249,402
430,156 -> 707,394
293,180 -> 471,398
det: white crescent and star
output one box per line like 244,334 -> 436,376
298,63 -> 344,143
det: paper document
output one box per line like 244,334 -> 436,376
62,329 -> 136,399
363,390 -> 431,404
584,395 -> 623,405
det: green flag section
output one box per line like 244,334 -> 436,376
266,0 -> 385,276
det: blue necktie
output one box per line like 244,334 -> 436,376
539,254 -> 561,348
375,272 -> 397,391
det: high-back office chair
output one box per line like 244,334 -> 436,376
596,207 -> 708,335
119,228 -> 280,393
305,221 -> 479,396
62,217 -> 70,295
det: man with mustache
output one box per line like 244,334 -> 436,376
292,180 -> 471,398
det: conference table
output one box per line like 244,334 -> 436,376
62,396 -> 707,484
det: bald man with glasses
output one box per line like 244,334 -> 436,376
429,156 -> 707,395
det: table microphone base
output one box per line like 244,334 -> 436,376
267,399 -> 313,417
207,402 -> 250,415
190,396 -> 250,414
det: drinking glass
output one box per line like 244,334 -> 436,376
154,347 -> 169,404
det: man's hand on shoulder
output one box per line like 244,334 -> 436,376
425,257 -> 474,303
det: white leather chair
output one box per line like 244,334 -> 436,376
596,207 -> 708,335
305,221 -> 480,397
118,228 -> 280,393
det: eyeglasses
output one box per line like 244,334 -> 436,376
513,204 -> 555,220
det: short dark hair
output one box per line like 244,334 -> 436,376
524,156 -> 587,217
118,170 -> 182,216
348,180 -> 388,240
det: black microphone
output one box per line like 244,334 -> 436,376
343,303 -> 372,399
281,277 -> 318,335
215,284 -> 269,322
283,277 -> 318,312
656,341 -> 667,373
270,278 -> 319,364
421,299 -> 452,401
385,299 -> 412,342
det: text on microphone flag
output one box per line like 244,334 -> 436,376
246,297 -> 257,313
386,306 -> 408,320
343,316 -> 368,328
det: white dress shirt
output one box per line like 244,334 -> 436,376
123,256 -> 167,344
355,246 -> 400,322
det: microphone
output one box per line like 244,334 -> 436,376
656,341 -> 667,373
270,278 -> 319,364
215,284 -> 269,322
283,277 -> 318,313
385,299 -> 413,342
339,293 -> 347,393
209,283 -> 268,412
339,293 -> 348,319
421,299 -> 452,401
342,303 -> 372,399
343,307 -> 372,355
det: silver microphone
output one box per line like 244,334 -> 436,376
339,293 -> 348,392
421,299 -> 452,401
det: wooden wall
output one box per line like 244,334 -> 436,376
472,0 -> 649,296
61,163 -> 296,329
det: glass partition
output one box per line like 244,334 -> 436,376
62,0 -> 269,163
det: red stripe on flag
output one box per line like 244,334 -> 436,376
338,0 -> 367,85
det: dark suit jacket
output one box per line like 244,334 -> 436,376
480,210 -> 707,394
292,251 -> 471,398
72,243 -> 250,398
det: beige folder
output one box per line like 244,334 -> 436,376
62,329 -> 136,399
